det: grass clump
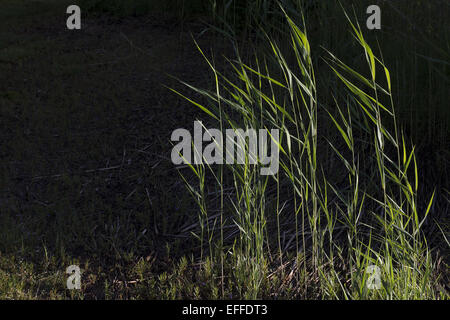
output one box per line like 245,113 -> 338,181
171,3 -> 448,299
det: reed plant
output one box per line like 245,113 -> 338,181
171,2 -> 446,299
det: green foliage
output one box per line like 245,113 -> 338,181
171,2 -> 448,299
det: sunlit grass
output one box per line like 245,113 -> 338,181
171,3 -> 448,299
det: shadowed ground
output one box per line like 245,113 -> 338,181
0,0 -> 232,299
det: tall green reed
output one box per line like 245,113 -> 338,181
170,2 -> 445,299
